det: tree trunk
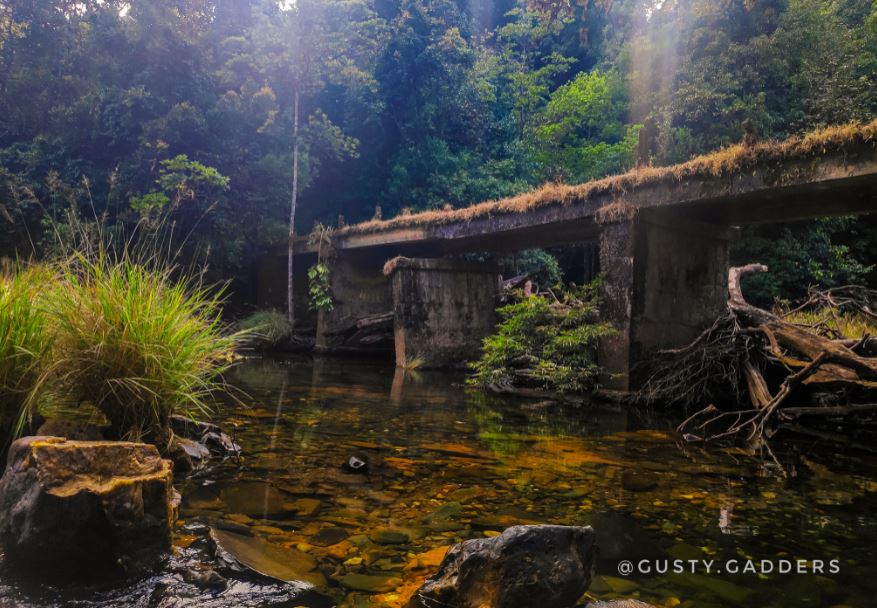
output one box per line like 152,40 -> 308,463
287,90 -> 300,326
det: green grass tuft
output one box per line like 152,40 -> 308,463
783,307 -> 877,340
1,254 -> 243,443
238,309 -> 294,349
28,253 -> 240,440
0,265 -> 54,437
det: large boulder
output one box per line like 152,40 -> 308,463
410,525 -> 596,608
0,436 -> 177,576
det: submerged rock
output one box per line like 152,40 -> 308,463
370,529 -> 410,545
0,436 -> 176,576
288,497 -> 322,517
620,470 -> 658,492
310,526 -> 349,547
338,572 -> 402,593
410,524 -> 596,608
220,481 -> 286,516
210,527 -> 326,587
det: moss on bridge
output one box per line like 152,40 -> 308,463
339,119 -> 877,237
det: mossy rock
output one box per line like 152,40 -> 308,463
0,436 -> 176,576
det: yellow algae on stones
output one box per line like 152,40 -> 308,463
383,457 -> 419,472
419,442 -> 483,457
0,436 -> 175,575
513,438 -> 626,471
404,545 -> 451,571
338,572 -> 402,593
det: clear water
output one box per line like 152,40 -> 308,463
187,356 -> 877,608
2,355 -> 876,607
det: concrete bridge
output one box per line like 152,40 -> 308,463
275,124 -> 877,390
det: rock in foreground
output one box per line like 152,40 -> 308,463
410,524 -> 596,608
0,436 -> 176,576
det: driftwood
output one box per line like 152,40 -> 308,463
502,273 -> 530,291
640,264 -> 877,442
355,311 -> 394,330
321,311 -> 394,350
324,311 -> 393,336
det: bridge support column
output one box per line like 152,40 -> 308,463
316,251 -> 394,353
386,258 -> 501,368
598,215 -> 736,391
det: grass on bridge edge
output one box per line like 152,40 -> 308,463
338,118 -> 877,236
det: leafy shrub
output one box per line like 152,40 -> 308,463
732,217 -> 874,307
29,254 -> 239,441
307,263 -> 334,311
469,280 -> 613,393
0,265 -> 54,438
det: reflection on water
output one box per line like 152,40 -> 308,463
2,355 -> 876,607
183,356 -> 877,607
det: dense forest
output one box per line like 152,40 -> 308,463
1,0 -> 875,307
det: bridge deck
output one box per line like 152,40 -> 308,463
295,121 -> 877,256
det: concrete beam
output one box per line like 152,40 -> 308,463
293,145 -> 877,257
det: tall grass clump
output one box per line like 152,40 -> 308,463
238,309 -> 293,349
32,253 -> 239,441
0,265 -> 54,441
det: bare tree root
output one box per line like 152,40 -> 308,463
637,264 -> 877,442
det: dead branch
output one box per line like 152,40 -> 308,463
643,263 -> 877,443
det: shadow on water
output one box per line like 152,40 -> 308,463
2,355 -> 876,607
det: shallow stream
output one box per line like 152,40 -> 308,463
2,356 -> 876,607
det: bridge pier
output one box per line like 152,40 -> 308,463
315,250 -> 394,353
386,258 -> 501,368
598,214 -> 737,390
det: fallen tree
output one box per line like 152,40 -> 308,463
637,264 -> 877,442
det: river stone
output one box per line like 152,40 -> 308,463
169,415 -> 241,458
409,524 -> 596,608
339,572 -> 402,592
620,470 -> 658,492
0,436 -> 176,575
311,526 -> 349,546
210,527 -> 325,587
220,481 -> 286,516
370,529 -> 410,545
166,436 -> 212,473
288,497 -> 322,517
